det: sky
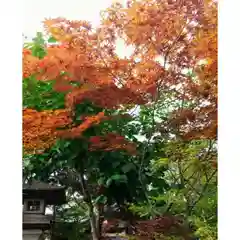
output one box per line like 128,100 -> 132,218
24,0 -> 115,39
23,0 -> 132,58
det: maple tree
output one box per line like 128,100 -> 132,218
22,22 -> 145,154
23,108 -> 72,154
101,0 -> 217,140
23,0 -> 217,155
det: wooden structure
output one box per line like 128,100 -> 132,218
22,180 -> 66,240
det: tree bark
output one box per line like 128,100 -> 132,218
78,161 -> 101,240
89,204 -> 100,240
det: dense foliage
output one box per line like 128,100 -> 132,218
23,0 -> 217,239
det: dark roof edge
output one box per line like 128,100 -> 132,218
23,180 -> 66,191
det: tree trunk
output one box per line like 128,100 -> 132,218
89,209 -> 100,240
77,158 -> 101,240
79,170 -> 101,239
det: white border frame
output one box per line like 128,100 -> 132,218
0,0 -> 22,240
0,0 -> 239,240
218,0 -> 240,239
